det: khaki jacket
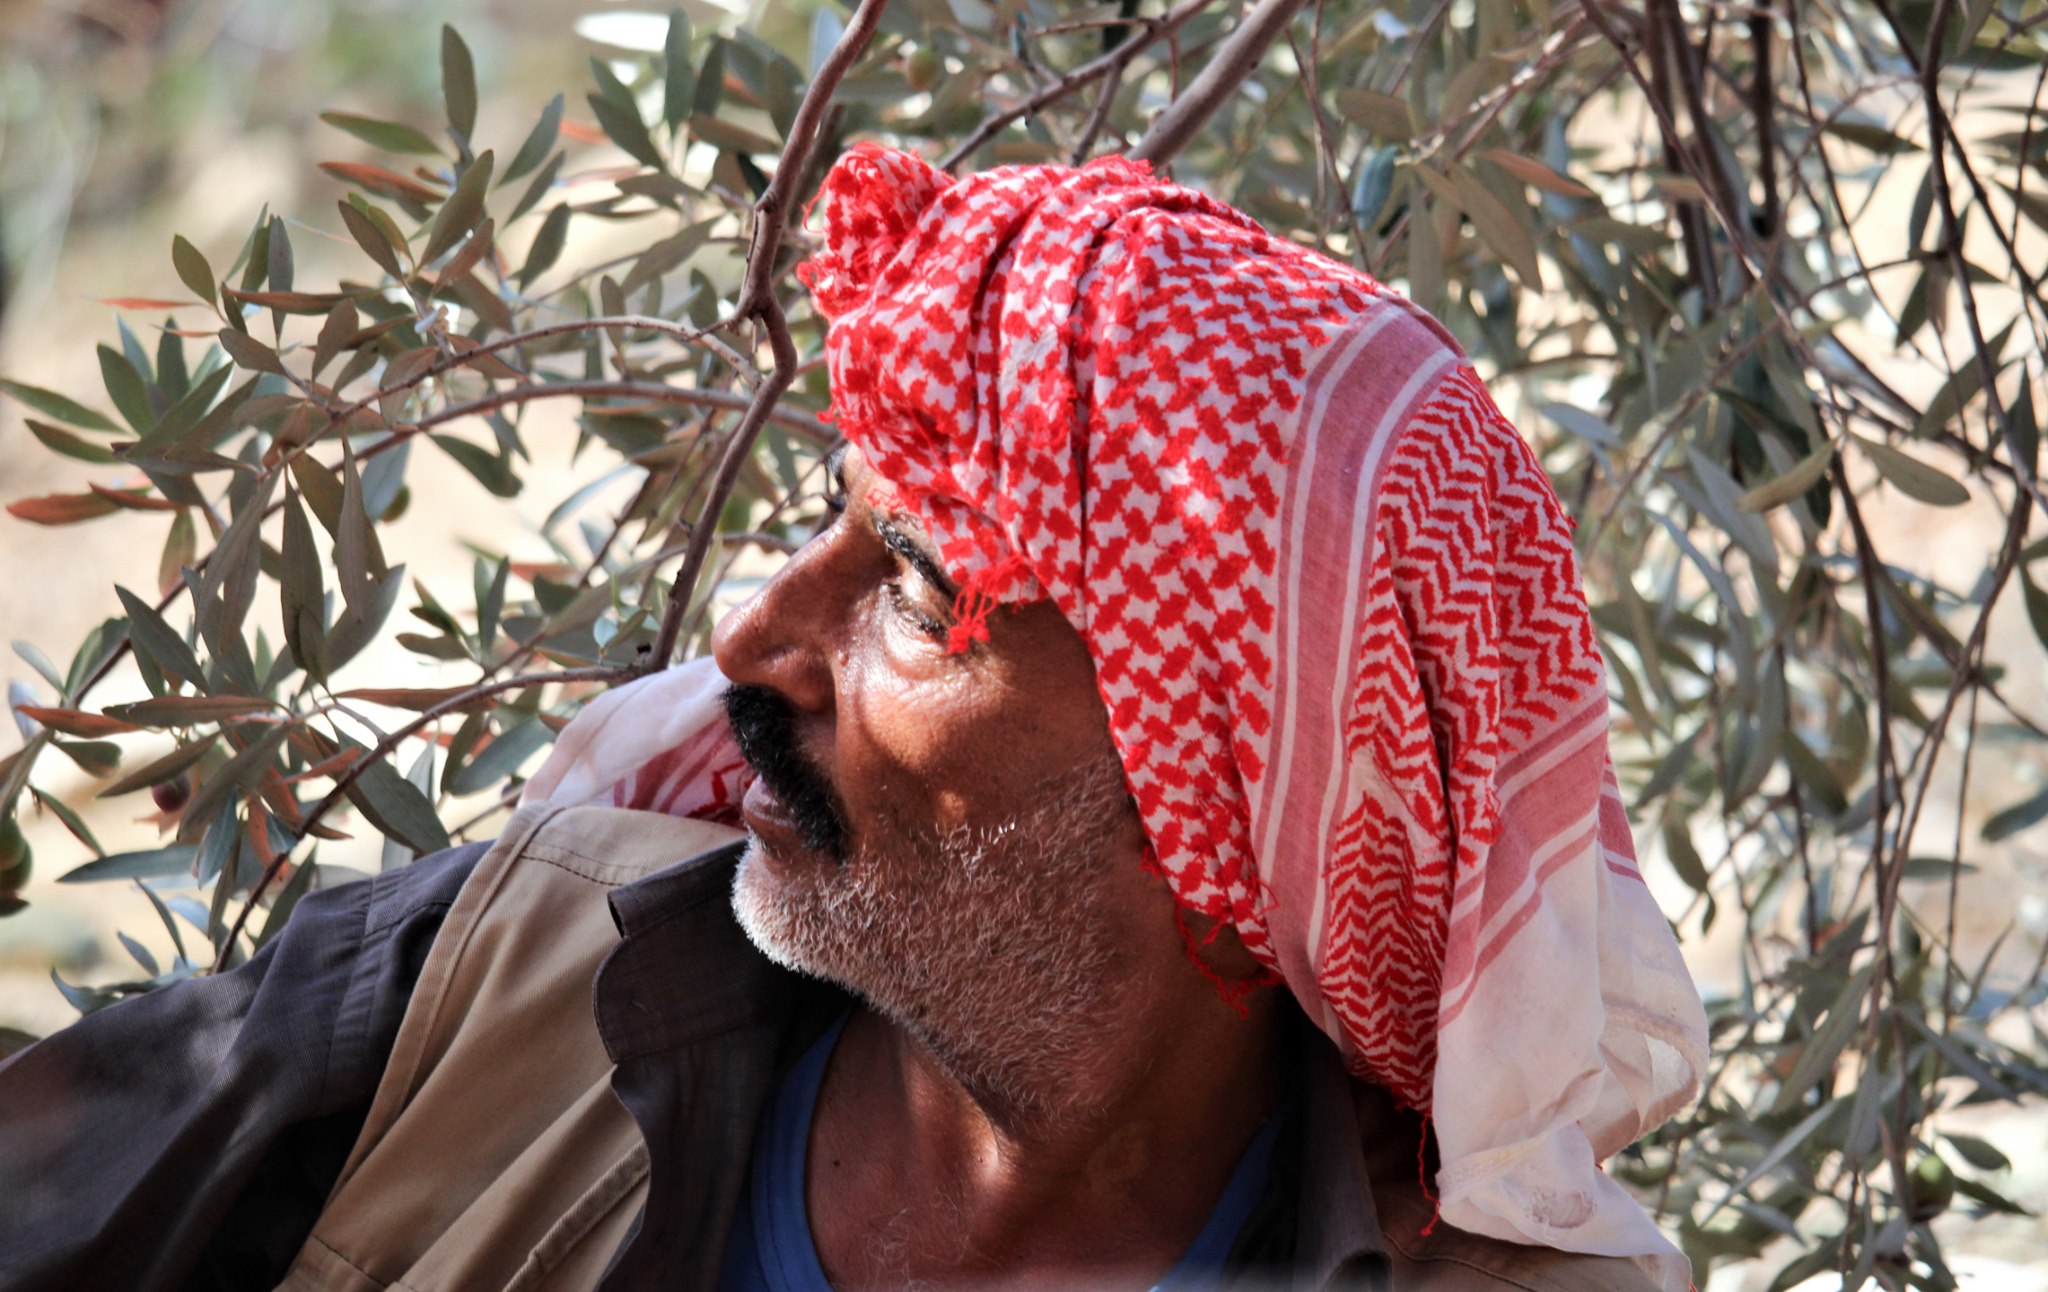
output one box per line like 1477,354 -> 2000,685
276,802 -> 1662,1292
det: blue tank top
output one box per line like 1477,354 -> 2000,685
717,1012 -> 1286,1292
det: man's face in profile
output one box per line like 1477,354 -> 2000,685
710,445 -> 1156,1119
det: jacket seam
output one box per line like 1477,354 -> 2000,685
305,1231 -> 385,1286
386,804 -> 566,1099
364,853 -> 476,936
527,848 -> 636,887
323,893 -> 460,1116
527,1144 -> 650,1280
318,878 -> 383,1116
523,837 -> 615,868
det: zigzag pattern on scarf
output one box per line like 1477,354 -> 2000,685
1315,363 -> 1608,1110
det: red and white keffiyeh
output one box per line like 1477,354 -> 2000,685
528,145 -> 1707,1285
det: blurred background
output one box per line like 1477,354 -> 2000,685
0,0 -> 595,1029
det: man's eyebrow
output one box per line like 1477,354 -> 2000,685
873,516 -> 959,602
823,443 -> 849,496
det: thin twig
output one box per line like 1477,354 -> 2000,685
1834,459 -> 1925,1228
326,313 -> 756,429
1385,0 -> 1454,93
401,378 -> 823,439
1130,0 -> 1310,167
217,665 -> 629,952
1071,59 -> 1127,163
1661,0 -> 1749,283
645,0 -> 889,671
1869,0 -> 2044,484
939,0 -> 1216,172
1748,1 -> 1781,239
65,346 -> 803,718
1580,0 -> 1767,284
733,0 -> 889,320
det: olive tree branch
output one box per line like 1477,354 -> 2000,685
395,379 -> 823,439
940,0 -> 1216,172
1868,0 -> 2045,476
215,664 -> 628,954
1579,0 -> 1768,284
1070,58 -> 1128,163
732,0 -> 888,321
62,376 -> 820,729
642,0 -> 889,670
213,374 -> 837,955
1129,0 -> 1310,167
1833,455 -> 1932,1231
302,313 -> 760,445
1747,1 -> 1781,239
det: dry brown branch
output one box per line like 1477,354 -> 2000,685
646,0 -> 890,669
939,0 -> 1216,172
1748,3 -> 1781,238
734,0 -> 889,320
1580,0 -> 1766,281
1130,0 -> 1310,167
1071,60 -> 1128,163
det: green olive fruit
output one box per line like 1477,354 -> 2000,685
905,47 -> 941,93
381,484 -> 412,523
1909,1153 -> 1954,1219
0,818 -> 31,894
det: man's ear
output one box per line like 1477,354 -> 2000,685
1179,907 -> 1271,985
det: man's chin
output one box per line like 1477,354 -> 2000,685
730,839 -> 838,975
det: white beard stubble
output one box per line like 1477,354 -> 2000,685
732,753 -> 1144,1131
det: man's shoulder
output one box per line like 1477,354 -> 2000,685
1373,1183 -> 1662,1292
354,833 -> 493,927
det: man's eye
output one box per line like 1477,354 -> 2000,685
813,485 -> 848,536
884,580 -> 948,639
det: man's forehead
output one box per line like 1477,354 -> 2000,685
834,444 -> 917,526
831,441 -> 877,495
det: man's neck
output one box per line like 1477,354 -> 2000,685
805,989 -> 1285,1291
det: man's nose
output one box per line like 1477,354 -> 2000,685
710,538 -> 840,714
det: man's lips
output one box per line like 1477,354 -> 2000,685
741,777 -> 827,861
723,684 -> 849,857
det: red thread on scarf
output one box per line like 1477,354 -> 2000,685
1166,895 -> 1280,1018
1416,1112 -> 1442,1237
943,553 -> 1035,654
